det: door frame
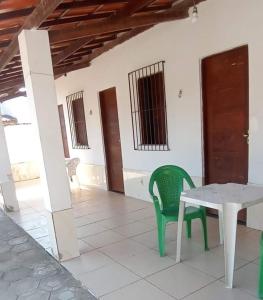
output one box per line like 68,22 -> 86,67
58,104 -> 70,158
200,44 -> 249,185
98,87 -> 125,193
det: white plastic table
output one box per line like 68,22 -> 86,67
175,183 -> 263,288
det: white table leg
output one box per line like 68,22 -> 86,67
218,210 -> 224,245
223,203 -> 240,288
176,200 -> 185,263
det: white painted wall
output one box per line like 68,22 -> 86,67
1,96 -> 32,124
55,0 -> 263,229
4,125 -> 38,164
0,98 -> 40,181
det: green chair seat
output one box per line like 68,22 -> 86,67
162,206 -> 201,218
149,165 -> 209,257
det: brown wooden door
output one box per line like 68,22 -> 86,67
202,45 -> 249,222
58,104 -> 70,158
99,87 -> 124,193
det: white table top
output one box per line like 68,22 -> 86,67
181,183 -> 263,209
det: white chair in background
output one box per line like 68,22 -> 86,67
65,158 -> 80,188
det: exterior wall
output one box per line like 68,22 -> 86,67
6,125 -> 40,181
1,96 -> 32,124
77,163 -> 107,189
11,161 -> 39,182
55,0 -> 263,229
1,97 -> 40,182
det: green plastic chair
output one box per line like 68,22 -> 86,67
258,233 -> 263,298
149,165 -> 209,257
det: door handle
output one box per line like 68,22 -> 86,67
243,131 -> 249,144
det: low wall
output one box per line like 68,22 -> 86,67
11,161 -> 40,182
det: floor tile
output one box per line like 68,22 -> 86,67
11,180 -> 262,300
100,279 -> 175,300
126,208 -> 155,221
132,226 -> 178,249
232,263 -> 258,297
164,239 -> 205,260
140,216 -> 157,227
96,216 -> 135,229
235,238 -> 259,261
8,212 -> 43,224
147,263 -> 215,299
19,216 -> 47,231
183,280 -> 257,300
0,207 -> 96,300
62,250 -> 113,276
27,227 -> 49,239
184,247 -> 249,278
77,223 -> 107,239
192,223 -> 221,249
116,248 -> 176,277
113,221 -> 155,238
100,239 -> 149,260
74,215 -> 97,227
35,236 -> 50,249
83,230 -> 125,248
77,263 -> 140,297
78,239 -> 94,254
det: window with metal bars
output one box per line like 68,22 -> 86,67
66,91 -> 89,149
128,61 -> 169,151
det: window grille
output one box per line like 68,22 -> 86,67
128,61 -> 169,151
66,91 -> 89,149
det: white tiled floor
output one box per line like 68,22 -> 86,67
5,179 -> 262,299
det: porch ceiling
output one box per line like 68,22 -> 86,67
0,0 -> 206,102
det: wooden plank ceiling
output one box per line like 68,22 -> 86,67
0,0 -> 206,102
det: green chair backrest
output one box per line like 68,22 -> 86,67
149,165 -> 195,213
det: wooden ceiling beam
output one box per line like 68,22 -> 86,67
86,26 -> 152,63
54,62 -> 91,76
56,1 -> 128,10
0,40 -> 11,48
113,0 -> 156,18
52,37 -> 94,65
75,44 -> 103,54
62,56 -> 90,64
0,23 -> 168,90
53,26 -> 152,80
0,90 -> 26,103
40,12 -> 112,28
0,0 -> 64,73
54,26 -> 152,79
52,0 -> 157,68
49,9 -> 188,44
0,60 -> 90,92
89,34 -> 117,44
0,27 -> 20,37
0,57 -> 91,90
0,68 -> 22,77
0,7 -> 34,21
6,61 -> 21,68
0,78 -> 23,92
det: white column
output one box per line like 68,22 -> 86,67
0,115 -> 19,212
18,29 -> 79,261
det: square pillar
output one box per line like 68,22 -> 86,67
18,29 -> 79,261
0,115 -> 19,212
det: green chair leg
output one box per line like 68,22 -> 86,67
157,218 -> 166,257
201,211 -> 209,251
258,233 -> 263,298
186,220 -> 192,239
